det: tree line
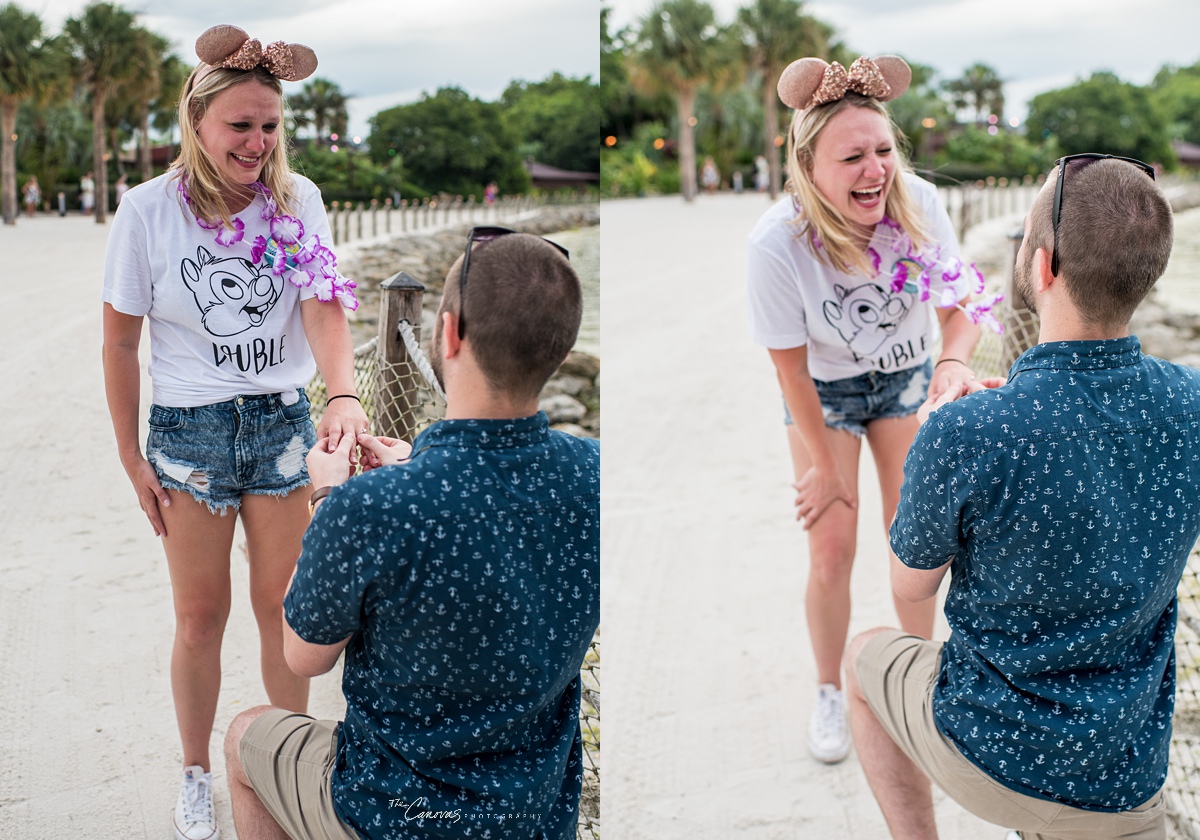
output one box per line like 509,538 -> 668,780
0,1 -> 599,226
602,0 -> 1200,200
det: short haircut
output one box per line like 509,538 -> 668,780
444,234 -> 582,401
1029,158 -> 1173,327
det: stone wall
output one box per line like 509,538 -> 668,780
338,204 -> 601,437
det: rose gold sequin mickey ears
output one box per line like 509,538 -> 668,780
778,55 -> 911,111
193,24 -> 318,85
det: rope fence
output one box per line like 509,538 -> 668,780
307,272 -> 599,839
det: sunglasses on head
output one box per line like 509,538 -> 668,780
458,226 -> 570,339
1051,154 -> 1155,277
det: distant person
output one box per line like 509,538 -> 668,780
102,23 -> 362,840
846,155 -> 1196,839
80,171 -> 95,215
57,191 -> 67,217
733,169 -> 744,193
224,228 -> 600,840
701,155 -> 720,194
755,154 -> 770,192
115,173 -> 130,206
746,55 -> 982,764
485,180 -> 499,207
22,176 -> 40,217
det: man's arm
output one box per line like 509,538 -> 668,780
281,433 -> 358,678
283,619 -> 352,678
891,553 -> 951,603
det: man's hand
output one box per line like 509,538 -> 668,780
357,433 -> 413,471
917,376 -> 1006,424
917,381 -> 965,424
306,433 -> 357,489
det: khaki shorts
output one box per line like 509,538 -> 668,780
240,710 -> 361,840
855,630 -> 1166,840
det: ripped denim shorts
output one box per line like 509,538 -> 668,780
146,389 -> 317,514
784,359 -> 932,438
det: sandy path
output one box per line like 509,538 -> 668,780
601,193 -> 1001,839
0,214 -> 344,838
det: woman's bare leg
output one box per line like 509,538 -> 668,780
241,491 -> 312,713
161,490 -> 238,770
787,424 -> 863,687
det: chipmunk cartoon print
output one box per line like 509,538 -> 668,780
182,246 -> 284,337
822,281 -> 910,359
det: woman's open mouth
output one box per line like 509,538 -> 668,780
851,185 -> 884,207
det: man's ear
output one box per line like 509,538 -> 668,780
1034,246 -> 1055,294
441,311 -> 462,358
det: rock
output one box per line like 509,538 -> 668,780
559,350 -> 600,381
1136,322 -> 1189,360
542,374 -> 591,398
540,394 -> 587,425
1171,353 -> 1200,371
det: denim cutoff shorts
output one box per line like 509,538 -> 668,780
146,389 -> 317,514
784,359 -> 932,438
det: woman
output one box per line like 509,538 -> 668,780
746,55 -> 992,765
22,175 -> 40,217
101,25 -> 366,840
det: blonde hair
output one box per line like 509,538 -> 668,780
785,93 -> 929,276
169,64 -> 298,226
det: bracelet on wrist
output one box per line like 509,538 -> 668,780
934,358 -> 966,368
327,394 -> 360,407
308,485 -> 334,516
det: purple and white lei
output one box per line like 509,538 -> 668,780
179,178 -> 358,311
861,216 -> 1004,333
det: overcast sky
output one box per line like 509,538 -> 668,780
606,0 -> 1200,124
13,0 -> 600,140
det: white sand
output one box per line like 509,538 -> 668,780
0,214 -> 345,837
601,192 -> 1003,839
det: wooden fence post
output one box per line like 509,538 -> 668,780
376,271 -> 426,443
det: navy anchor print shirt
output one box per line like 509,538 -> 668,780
891,338 -> 1200,811
285,413 -> 600,839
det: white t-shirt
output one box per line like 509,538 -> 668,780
103,173 -> 330,407
746,172 -> 965,381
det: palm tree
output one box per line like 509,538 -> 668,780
944,63 -> 1005,126
151,52 -> 190,170
63,2 -> 141,224
121,29 -> 171,183
737,0 -> 831,199
628,0 -> 730,201
0,4 -> 64,225
288,78 -> 350,146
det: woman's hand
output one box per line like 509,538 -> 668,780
316,396 -> 369,463
928,358 -> 975,401
792,464 -> 856,530
125,456 -> 172,538
357,433 -> 413,472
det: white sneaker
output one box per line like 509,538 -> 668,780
1004,833 -> 1022,840
174,765 -> 219,840
808,683 -> 851,763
